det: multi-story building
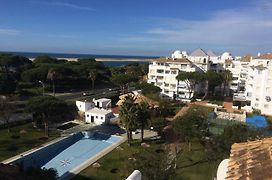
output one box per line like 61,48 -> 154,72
148,49 -> 272,115
244,54 -> 272,115
148,57 -> 198,100
148,48 -> 218,100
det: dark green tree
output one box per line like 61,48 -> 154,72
119,95 -> 138,146
33,56 -> 57,64
134,148 -> 176,180
136,82 -> 161,96
26,96 -> 75,137
176,71 -> 204,99
173,106 -> 208,151
136,102 -> 151,142
0,72 -> 16,94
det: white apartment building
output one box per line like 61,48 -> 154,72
148,58 -> 197,100
244,54 -> 272,115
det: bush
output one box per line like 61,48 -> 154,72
6,145 -> 18,151
10,135 -> 20,139
252,109 -> 261,115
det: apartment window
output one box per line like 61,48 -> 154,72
87,114 -> 89,117
254,103 -> 259,107
181,64 -> 187,69
165,83 -> 169,87
101,117 -> 103,120
96,116 -> 98,119
165,70 -> 170,74
157,76 -> 163,80
157,69 -> 164,73
165,90 -> 169,94
178,92 -> 185,95
264,104 -> 269,109
171,70 -> 177,74
171,84 -> 176,89
232,77 -> 239,80
157,83 -> 163,86
256,98 -> 259,101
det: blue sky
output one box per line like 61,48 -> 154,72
0,0 -> 272,56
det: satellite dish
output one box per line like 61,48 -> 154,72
265,96 -> 271,102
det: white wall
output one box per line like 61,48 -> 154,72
85,112 -> 113,125
76,101 -> 95,112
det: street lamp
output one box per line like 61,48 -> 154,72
39,80 -> 45,96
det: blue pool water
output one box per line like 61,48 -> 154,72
10,131 -> 121,178
246,115 -> 267,128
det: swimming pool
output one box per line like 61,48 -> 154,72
6,131 -> 123,179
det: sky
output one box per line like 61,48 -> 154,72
1,0 -> 272,56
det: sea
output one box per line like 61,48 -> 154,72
0,51 -> 158,67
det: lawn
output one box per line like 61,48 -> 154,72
73,140 -> 164,180
0,123 -> 60,162
73,138 -> 221,180
175,141 -> 221,180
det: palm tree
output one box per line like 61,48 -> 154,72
119,95 -> 137,146
47,68 -> 59,96
136,102 -> 151,142
89,70 -> 97,90
222,70 -> 233,96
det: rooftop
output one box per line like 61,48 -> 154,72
190,48 -> 208,57
86,107 -> 112,115
153,57 -> 191,64
94,98 -> 111,102
226,137 -> 272,180
255,53 -> 272,60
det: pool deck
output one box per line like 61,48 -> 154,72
61,135 -> 126,180
2,133 -> 126,180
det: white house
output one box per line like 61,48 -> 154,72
76,99 -> 117,125
85,107 -> 114,125
93,98 -> 111,109
76,100 -> 95,112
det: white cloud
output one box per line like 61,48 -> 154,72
0,28 -> 19,35
33,1 -> 96,11
121,1 -> 272,54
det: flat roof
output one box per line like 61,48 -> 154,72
86,107 -> 112,115
94,98 -> 111,102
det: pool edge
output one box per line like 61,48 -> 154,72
60,135 -> 126,180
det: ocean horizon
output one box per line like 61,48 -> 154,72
0,51 -> 158,66
0,51 -> 158,59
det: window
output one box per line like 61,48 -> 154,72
256,98 -> 259,101
87,114 -> 89,117
157,69 -> 164,73
165,83 -> 169,87
264,104 -> 269,108
254,103 -> 259,107
171,70 -> 177,74
165,70 -> 170,74
96,116 -> 98,119
181,65 -> 187,69
165,90 -> 169,94
171,84 -> 176,89
101,117 -> 103,120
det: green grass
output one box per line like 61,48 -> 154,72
175,142 -> 221,180
0,123 -> 60,161
73,140 -> 163,180
73,138 -> 221,180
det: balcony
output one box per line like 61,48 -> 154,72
233,92 -> 247,101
